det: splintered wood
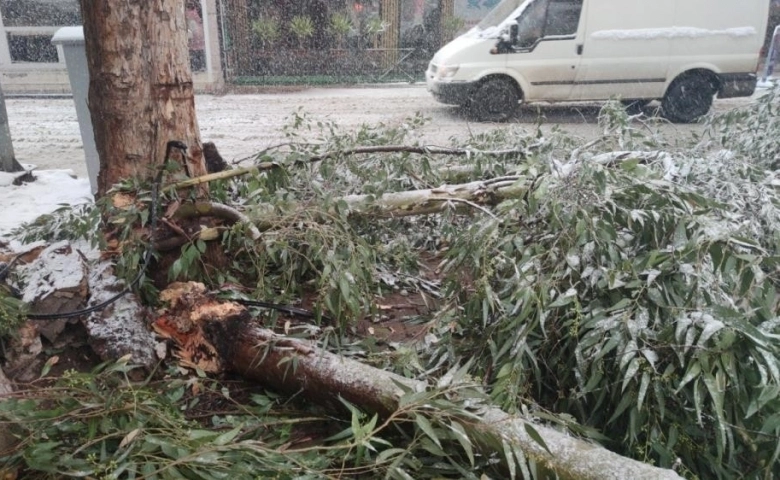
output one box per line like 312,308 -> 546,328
154,282 -> 242,373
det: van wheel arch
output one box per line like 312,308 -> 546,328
662,69 -> 720,123
467,75 -> 523,122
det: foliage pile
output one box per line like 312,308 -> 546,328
3,91 -> 780,478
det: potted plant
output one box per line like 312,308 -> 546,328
328,12 -> 353,49
289,15 -> 315,50
363,16 -> 388,49
251,17 -> 280,50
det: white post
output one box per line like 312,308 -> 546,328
51,27 -> 98,194
0,83 -> 21,172
0,9 -> 12,66
201,0 -> 224,88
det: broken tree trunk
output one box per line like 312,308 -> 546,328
155,282 -> 682,480
79,0 -> 208,198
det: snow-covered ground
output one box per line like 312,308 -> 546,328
0,84 -> 766,237
0,169 -> 91,236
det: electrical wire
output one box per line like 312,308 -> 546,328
23,142 -> 182,320
4,141 -> 323,323
234,298 -> 331,323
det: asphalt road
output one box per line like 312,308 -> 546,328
5,84 -> 752,180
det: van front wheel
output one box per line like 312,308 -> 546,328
468,79 -> 520,122
662,76 -> 715,123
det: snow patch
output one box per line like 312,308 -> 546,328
85,261 -> 158,367
0,170 -> 92,237
19,241 -> 86,304
591,26 -> 756,41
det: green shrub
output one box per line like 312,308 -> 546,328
251,17 -> 280,49
289,15 -> 314,49
328,12 -> 353,48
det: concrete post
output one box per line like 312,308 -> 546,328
0,82 -> 21,173
51,27 -> 99,194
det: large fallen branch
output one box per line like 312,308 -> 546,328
154,282 -> 682,480
167,143 -> 539,192
340,175 -> 526,218
306,144 -> 537,163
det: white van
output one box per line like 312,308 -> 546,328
426,0 -> 770,122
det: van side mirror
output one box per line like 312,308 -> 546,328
510,24 -> 518,43
491,25 -> 518,54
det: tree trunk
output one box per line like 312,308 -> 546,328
79,0 -> 207,197
155,282 -> 683,480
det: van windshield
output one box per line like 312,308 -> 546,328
476,0 -> 527,30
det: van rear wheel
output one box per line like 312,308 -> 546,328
662,75 -> 715,123
468,78 -> 519,122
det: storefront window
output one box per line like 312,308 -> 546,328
7,33 -> 58,62
0,0 -> 81,27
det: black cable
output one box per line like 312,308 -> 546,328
23,141 -> 187,321
234,298 -> 332,323
0,253 -> 23,282
5,140 -> 322,324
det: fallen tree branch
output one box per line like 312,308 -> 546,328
339,176 -> 526,218
305,144 -> 535,164
155,282 -> 682,480
168,143 -> 539,192
161,176 -> 529,241
164,162 -> 279,193
172,201 -> 262,240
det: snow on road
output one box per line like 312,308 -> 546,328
8,86 -> 478,179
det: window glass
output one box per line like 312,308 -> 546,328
475,0 -> 523,30
7,33 -> 58,62
0,0 -> 81,27
542,0 -> 582,37
514,0 -> 547,47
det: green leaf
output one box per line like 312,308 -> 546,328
449,421 -> 474,466
676,361 -> 701,393
213,425 -> 242,446
622,357 -> 641,392
502,439 -> 517,480
524,422 -> 552,455
703,371 -> 727,448
414,414 -> 441,449
637,372 -> 651,413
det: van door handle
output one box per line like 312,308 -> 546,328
576,44 -> 583,55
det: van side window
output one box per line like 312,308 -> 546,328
543,0 -> 583,37
514,0 -> 548,47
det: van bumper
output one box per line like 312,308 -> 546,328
427,80 -> 474,106
717,73 -> 757,98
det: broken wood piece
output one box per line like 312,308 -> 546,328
156,281 -> 682,480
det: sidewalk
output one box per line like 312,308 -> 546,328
0,69 -> 223,97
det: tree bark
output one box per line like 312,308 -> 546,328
155,282 -> 683,480
79,0 -> 208,197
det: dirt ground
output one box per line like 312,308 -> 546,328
5,84 -> 753,180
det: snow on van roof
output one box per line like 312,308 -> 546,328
463,25 -> 506,39
591,26 -> 757,41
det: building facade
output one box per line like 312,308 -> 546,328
0,0 -> 503,93
0,0 -> 223,94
